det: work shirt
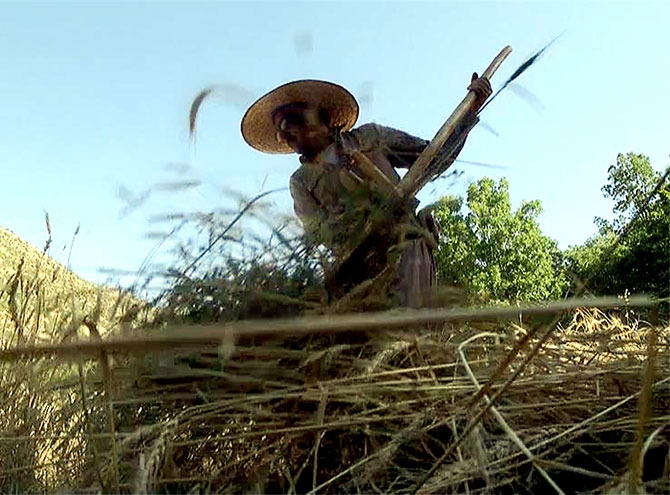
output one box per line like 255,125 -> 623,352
289,122 -> 469,307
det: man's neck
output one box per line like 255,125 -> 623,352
300,139 -> 334,162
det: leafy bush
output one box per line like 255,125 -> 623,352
564,153 -> 669,298
433,177 -> 568,302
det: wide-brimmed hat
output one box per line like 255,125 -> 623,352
241,79 -> 359,154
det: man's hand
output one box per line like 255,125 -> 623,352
467,72 -> 492,108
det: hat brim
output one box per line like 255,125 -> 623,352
241,80 -> 359,154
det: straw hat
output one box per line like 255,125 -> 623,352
241,79 -> 359,154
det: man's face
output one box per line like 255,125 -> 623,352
273,105 -> 332,157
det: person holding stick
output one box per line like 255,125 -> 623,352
240,74 -> 491,308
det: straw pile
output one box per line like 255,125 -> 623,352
1,299 -> 667,495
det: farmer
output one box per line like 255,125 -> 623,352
241,75 -> 491,307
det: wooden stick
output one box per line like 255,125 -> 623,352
0,295 -> 656,360
336,46 -> 512,203
329,47 -> 512,291
398,45 -> 513,198
349,151 -> 402,200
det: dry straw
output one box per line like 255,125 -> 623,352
1,290 -> 668,494
2,42 -> 669,495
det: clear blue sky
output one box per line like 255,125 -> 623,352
1,2 -> 668,290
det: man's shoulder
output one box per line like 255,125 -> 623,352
350,122 -> 382,136
290,159 -> 319,188
348,123 -> 383,147
350,123 -> 416,143
290,165 -> 305,184
352,122 -> 381,131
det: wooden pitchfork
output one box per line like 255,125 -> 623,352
328,46 -> 513,289
349,45 -> 513,202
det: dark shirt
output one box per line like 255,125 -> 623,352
289,123 -> 468,253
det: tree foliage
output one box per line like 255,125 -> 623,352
599,153 -> 661,230
564,152 -> 669,297
433,177 -> 567,302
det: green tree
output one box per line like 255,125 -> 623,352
563,229 -> 623,294
564,152 -> 669,297
599,153 -> 661,230
433,177 -> 567,302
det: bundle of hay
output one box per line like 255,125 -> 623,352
4,299 -> 664,494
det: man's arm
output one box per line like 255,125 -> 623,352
351,123 -> 429,169
289,173 -> 322,245
353,117 -> 477,173
428,111 -> 478,175
352,75 -> 491,173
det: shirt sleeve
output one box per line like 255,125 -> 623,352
289,171 -> 322,244
429,113 -> 479,177
352,123 -> 429,169
366,113 -> 479,175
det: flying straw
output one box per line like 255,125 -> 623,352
478,32 -> 565,115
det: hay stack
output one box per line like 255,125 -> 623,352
4,302 -> 660,494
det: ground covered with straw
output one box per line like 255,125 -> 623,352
1,301 -> 668,494
1,188 -> 667,494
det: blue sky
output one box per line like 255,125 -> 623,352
1,2 -> 668,290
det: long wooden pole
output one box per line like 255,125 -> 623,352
345,45 -> 513,202
329,46 -> 513,282
397,45 -> 513,198
0,296 -> 655,360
